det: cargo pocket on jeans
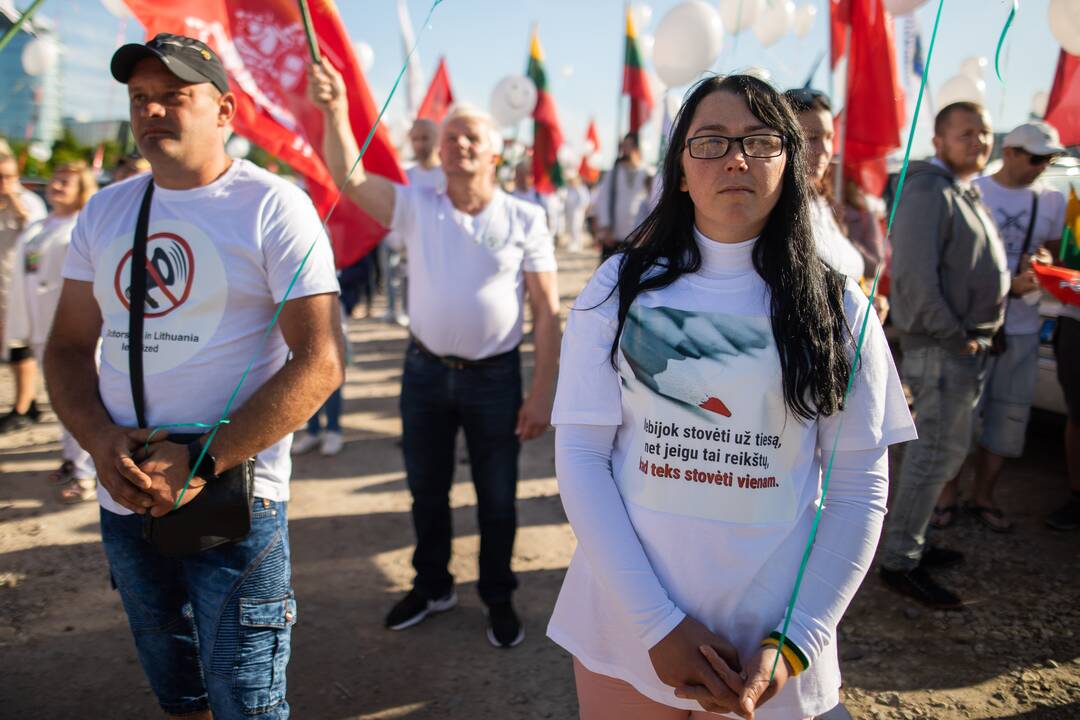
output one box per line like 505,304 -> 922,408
233,593 -> 297,715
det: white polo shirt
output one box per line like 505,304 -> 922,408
388,184 -> 557,360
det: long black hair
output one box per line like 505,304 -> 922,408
609,74 -> 852,421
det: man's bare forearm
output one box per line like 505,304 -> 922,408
44,342 -> 116,451
322,107 -> 364,190
202,339 -> 344,473
528,310 -> 561,400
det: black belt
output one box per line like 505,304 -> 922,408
409,336 -> 518,370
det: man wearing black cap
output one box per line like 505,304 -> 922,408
44,34 -> 344,719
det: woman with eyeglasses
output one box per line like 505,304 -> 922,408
548,75 -> 915,719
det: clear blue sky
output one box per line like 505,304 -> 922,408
46,0 -> 1065,163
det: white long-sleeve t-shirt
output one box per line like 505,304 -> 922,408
547,230 -> 916,718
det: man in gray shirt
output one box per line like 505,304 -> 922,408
879,102 -> 1008,609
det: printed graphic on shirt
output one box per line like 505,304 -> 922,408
617,304 -> 804,525
94,219 -> 228,375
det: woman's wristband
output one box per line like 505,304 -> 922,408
761,631 -> 810,676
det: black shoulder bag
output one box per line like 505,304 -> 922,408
991,191 -> 1039,356
128,178 -> 255,557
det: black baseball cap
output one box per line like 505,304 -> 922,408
111,33 -> 230,94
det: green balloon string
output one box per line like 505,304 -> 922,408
995,0 -> 1018,83
766,0 -> 947,686
170,0 -> 447,511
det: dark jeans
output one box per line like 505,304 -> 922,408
400,342 -> 522,605
307,386 -> 343,434
100,500 -> 294,719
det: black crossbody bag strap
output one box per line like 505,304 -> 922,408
128,178 -> 155,429
1016,191 -> 1040,273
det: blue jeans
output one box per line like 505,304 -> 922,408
100,499 -> 294,718
400,342 -> 522,605
307,387 -> 343,434
880,344 -> 989,571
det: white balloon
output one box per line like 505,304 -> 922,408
793,4 -> 818,38
354,41 -> 375,74
100,0 -> 130,17
27,141 -> 51,163
490,75 -> 539,128
744,66 -> 772,82
959,56 -> 988,81
21,37 -> 58,77
561,64 -> 575,78
226,136 -> 251,159
1048,0 -> 1080,56
752,1 -> 794,48
1032,90 -> 1049,118
653,1 -> 724,87
882,0 -> 930,15
632,3 -> 654,30
937,73 -> 986,109
719,0 -> 763,34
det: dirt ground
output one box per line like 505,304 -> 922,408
1,248 -> 1079,719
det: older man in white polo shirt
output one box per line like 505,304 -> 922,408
309,62 -> 561,648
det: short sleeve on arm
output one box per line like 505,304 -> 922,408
817,282 -> 917,452
262,186 -> 340,303
551,257 -> 624,427
522,206 -> 557,273
61,208 -> 96,282
389,183 -> 420,245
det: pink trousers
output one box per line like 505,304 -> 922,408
573,658 -> 813,720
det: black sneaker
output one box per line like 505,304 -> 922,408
486,601 -> 524,648
1046,497 -> 1080,531
879,566 -> 964,610
384,588 -> 457,630
26,399 -> 41,423
0,407 -> 33,434
920,545 -> 964,570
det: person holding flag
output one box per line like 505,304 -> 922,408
548,74 -> 914,719
308,58 -> 562,648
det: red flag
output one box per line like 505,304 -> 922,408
120,0 -> 406,268
1045,50 -> 1080,146
417,56 -> 454,124
526,28 -> 565,194
830,0 -> 852,67
835,0 -> 904,195
578,118 -> 601,184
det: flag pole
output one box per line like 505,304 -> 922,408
0,0 -> 46,52
615,2 -> 627,157
833,22 -> 852,210
297,0 -> 322,64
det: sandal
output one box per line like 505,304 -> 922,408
971,504 -> 1013,533
47,461 -> 76,486
57,477 -> 96,504
930,504 -> 959,529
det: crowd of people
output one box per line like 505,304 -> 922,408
0,30 -> 1077,720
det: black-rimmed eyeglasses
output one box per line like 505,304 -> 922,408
685,134 -> 785,160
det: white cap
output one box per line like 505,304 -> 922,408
1003,121 -> 1065,156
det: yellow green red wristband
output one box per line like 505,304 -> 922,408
761,631 -> 810,676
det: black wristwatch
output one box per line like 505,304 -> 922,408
187,439 -> 217,481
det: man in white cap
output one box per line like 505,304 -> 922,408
929,121 -> 1064,533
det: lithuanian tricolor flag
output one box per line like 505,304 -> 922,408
527,27 -> 565,194
623,7 -> 654,134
